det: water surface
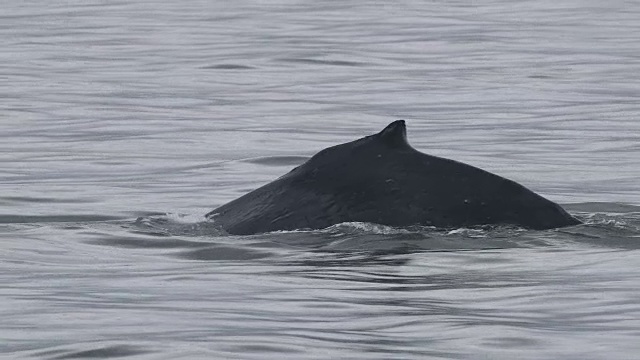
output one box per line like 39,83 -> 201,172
2,1 -> 640,359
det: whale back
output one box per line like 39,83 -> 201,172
207,121 -> 579,235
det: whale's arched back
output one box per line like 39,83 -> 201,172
207,120 -> 580,235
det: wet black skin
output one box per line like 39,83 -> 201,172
207,120 -> 580,235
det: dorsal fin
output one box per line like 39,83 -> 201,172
377,120 -> 408,147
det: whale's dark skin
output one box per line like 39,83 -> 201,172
207,120 -> 580,235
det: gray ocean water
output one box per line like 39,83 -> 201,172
2,1 -> 640,359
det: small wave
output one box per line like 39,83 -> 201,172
577,213 -> 637,229
239,155 -> 309,166
34,343 -> 150,360
134,213 -> 225,236
278,57 -> 367,67
174,245 -> 273,261
564,202 -> 640,214
0,195 -> 93,204
0,214 -> 123,224
201,64 -> 255,70
324,222 -> 413,235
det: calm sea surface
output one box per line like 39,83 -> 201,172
2,1 -> 640,359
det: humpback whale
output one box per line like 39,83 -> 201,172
207,120 -> 580,235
